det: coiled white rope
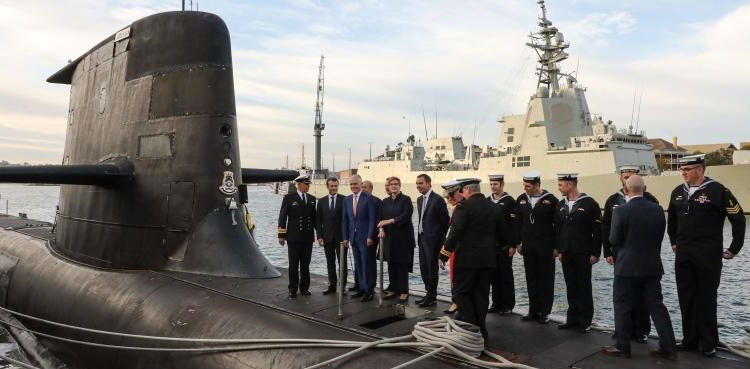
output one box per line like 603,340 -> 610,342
0,305 -> 537,369
725,327 -> 750,359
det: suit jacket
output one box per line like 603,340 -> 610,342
554,194 -> 602,256
315,193 -> 346,244
416,190 -> 450,249
610,196 -> 666,277
444,193 -> 507,269
602,189 -> 658,257
380,193 -> 416,265
278,192 -> 317,243
342,191 -> 377,246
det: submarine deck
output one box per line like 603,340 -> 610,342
1,214 -> 748,369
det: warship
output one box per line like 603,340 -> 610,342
311,0 -> 750,209
0,4 -> 748,369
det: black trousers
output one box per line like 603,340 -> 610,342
523,251 -> 555,316
288,241 -> 312,293
454,267 -> 493,339
675,246 -> 722,350
324,241 -> 347,289
561,252 -> 594,327
388,262 -> 410,294
614,275 -> 676,353
490,249 -> 515,310
418,235 -> 439,298
611,255 -> 650,338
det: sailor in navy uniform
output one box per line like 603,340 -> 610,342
516,171 -> 558,323
602,166 -> 658,343
487,174 -> 518,314
667,154 -> 746,357
278,174 -> 317,298
555,173 -> 602,333
439,178 -> 509,339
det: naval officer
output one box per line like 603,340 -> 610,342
439,178 -> 509,339
602,166 -> 658,343
555,173 -> 602,332
487,174 -> 518,314
668,154 -> 746,357
516,171 -> 558,324
278,174 -> 317,298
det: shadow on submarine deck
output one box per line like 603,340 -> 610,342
3,216 -> 749,369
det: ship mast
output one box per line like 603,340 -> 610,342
313,55 -> 325,172
526,0 -> 570,96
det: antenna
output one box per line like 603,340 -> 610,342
628,91 -> 636,133
635,92 -> 643,133
313,55 -> 325,172
422,109 -> 429,143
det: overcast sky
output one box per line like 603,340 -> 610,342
1,0 -> 748,168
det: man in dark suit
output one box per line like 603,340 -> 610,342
316,177 -> 346,295
602,166 -> 659,343
278,173 -> 317,298
415,173 -> 450,307
601,175 -> 677,361
342,174 -> 378,302
439,178 -> 509,339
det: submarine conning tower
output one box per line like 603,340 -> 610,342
34,11 -> 287,278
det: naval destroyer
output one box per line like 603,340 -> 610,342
311,0 -> 750,208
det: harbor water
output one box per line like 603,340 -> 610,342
1,183 -> 747,344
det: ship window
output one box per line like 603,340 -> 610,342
507,136 -> 514,143
512,156 -> 530,167
507,128 -> 515,134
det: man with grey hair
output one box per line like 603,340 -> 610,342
439,178 -> 509,339
601,175 -> 676,360
342,174 -> 378,301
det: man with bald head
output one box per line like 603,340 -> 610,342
601,175 -> 676,360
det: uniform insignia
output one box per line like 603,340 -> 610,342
577,208 -> 585,212
218,171 -> 237,195
510,214 -> 517,218
613,204 -> 619,208
519,200 -> 527,204
440,247 -> 452,258
675,195 -> 683,201
695,194 -> 710,204
727,204 -> 742,214
542,200 -> 551,204
291,202 -> 299,206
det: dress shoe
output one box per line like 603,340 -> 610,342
350,291 -> 364,298
300,290 -> 311,296
398,294 -> 409,303
520,314 -> 537,322
558,322 -> 576,330
360,293 -> 373,302
676,342 -> 698,352
444,304 -> 457,314
600,345 -> 631,358
487,305 -> 500,313
383,291 -> 397,300
322,287 -> 336,295
701,348 -> 716,358
537,315 -> 550,324
348,285 -> 358,292
418,298 -> 436,308
498,309 -> 511,315
415,297 -> 425,304
634,334 -> 648,344
649,350 -> 677,361
579,325 -> 592,333
289,292 -> 297,298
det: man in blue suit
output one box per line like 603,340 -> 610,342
342,174 -> 378,302
415,173 -> 450,307
601,175 -> 676,361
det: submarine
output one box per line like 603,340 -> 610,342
0,10 -> 494,369
1,8 -> 749,369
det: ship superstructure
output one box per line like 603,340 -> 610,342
357,0 -> 657,184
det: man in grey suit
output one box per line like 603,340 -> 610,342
601,175 -> 676,361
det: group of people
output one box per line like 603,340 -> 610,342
277,154 -> 745,361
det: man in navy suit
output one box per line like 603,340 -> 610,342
342,174 -> 378,302
415,173 -> 450,307
316,177 -> 347,295
601,175 -> 676,361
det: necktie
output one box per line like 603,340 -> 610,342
330,196 -> 335,210
419,194 -> 427,233
353,194 -> 358,217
